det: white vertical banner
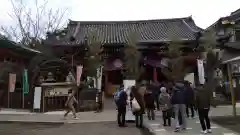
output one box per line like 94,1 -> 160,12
197,59 -> 205,84
33,87 -> 42,109
96,66 -> 103,91
9,73 -> 16,93
76,65 -> 83,86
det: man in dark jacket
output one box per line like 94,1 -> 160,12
171,82 -> 187,132
148,81 -> 160,110
185,82 -> 195,118
116,85 -> 128,127
196,85 -> 212,134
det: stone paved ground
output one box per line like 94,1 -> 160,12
143,106 -> 240,135
211,116 -> 240,134
0,98 -> 117,123
0,110 -> 117,123
144,116 -> 239,135
0,121 -> 149,135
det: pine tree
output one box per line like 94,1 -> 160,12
123,32 -> 143,81
84,30 -> 103,89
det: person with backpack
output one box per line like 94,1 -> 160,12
114,84 -> 128,127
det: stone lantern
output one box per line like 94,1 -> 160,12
45,72 -> 55,82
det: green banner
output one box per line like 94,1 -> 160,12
22,69 -> 29,95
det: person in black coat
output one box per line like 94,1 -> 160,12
195,85 -> 212,134
144,90 -> 155,120
185,82 -> 195,118
148,81 -> 161,110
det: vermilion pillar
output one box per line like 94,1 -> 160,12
153,67 -> 158,83
104,70 -> 108,97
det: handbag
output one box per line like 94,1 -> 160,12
132,98 -> 140,111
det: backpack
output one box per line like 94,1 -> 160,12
114,90 -> 123,103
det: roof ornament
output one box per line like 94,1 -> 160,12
70,22 -> 81,41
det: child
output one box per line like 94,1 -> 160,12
159,87 -> 172,126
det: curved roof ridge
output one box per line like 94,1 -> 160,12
68,16 -> 192,25
46,16 -> 201,45
181,18 -> 199,33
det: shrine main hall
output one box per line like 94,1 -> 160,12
43,16 -> 202,96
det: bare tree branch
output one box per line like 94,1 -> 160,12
1,0 -> 69,46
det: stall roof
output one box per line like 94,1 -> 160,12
222,55 -> 240,64
0,35 -> 41,54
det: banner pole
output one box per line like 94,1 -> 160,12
22,90 -> 24,109
22,70 -> 25,109
8,73 -> 10,108
8,88 -> 10,108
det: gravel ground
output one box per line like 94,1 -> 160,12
0,121 -> 151,135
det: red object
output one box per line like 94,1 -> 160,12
184,55 -> 198,65
9,73 -> 16,92
153,68 -> 157,82
76,65 -> 83,86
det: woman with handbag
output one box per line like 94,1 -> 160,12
131,85 -> 146,128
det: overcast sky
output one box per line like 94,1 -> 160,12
0,0 -> 240,29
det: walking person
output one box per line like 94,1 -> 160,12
159,87 -> 172,126
64,90 -> 79,119
154,82 -> 161,110
171,81 -> 187,132
144,90 -> 155,120
195,85 -> 212,134
185,82 -> 195,118
114,84 -> 128,127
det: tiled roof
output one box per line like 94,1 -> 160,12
45,16 -> 201,46
207,8 -> 240,30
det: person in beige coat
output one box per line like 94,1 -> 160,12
64,90 -> 78,119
